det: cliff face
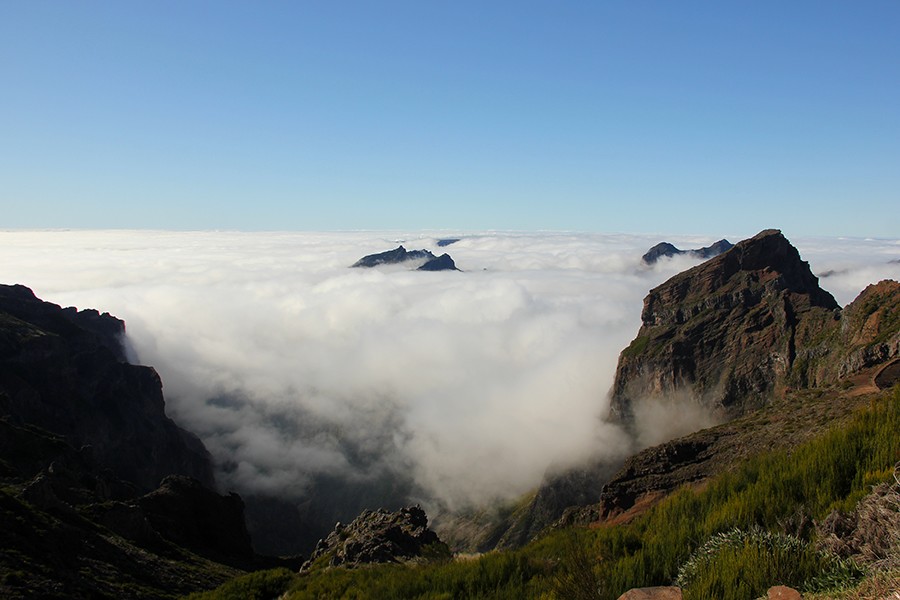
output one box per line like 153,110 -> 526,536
0,284 -> 272,599
0,284 -> 213,491
610,229 -> 839,423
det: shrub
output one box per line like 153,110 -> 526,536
184,567 -> 295,600
675,527 -> 861,600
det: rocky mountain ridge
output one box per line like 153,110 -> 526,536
466,229 -> 900,551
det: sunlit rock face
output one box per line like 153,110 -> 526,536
611,229 -> 839,424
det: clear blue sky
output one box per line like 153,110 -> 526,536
2,1 -> 898,236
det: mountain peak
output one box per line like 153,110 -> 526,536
613,230 -> 840,423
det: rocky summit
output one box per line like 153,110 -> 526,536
351,245 -> 460,271
303,505 -> 449,570
612,229 -> 840,423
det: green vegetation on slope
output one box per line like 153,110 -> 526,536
189,387 -> 900,600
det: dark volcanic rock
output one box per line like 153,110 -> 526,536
642,239 -> 733,265
351,245 -> 459,271
303,505 -> 448,570
139,475 -> 254,564
0,284 -> 213,492
351,245 -> 435,268
417,253 -> 459,271
613,229 -> 839,423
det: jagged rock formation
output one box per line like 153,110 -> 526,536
351,245 -> 460,271
417,253 -> 458,271
612,229 -> 839,423
303,505 -> 448,570
0,284 -> 213,491
641,239 -> 733,265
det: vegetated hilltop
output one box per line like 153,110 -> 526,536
0,284 -> 284,599
465,229 -> 900,551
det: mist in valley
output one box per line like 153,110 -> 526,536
1,229 -> 897,552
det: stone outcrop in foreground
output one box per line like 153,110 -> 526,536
303,505 -> 449,570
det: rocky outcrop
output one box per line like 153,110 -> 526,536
617,587 -> 683,600
417,253 -> 458,271
768,586 -> 802,600
612,230 -> 839,424
0,284 -> 213,491
351,245 -> 460,271
303,505 -> 448,570
641,240 -> 733,265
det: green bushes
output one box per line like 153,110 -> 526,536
285,552 -> 549,599
184,568 -> 294,600
675,527 -> 861,600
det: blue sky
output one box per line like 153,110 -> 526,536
2,2 -> 898,237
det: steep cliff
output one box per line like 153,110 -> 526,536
611,229 -> 839,423
0,284 -> 270,599
0,284 -> 213,491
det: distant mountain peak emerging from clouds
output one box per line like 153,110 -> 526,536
351,245 -> 459,271
642,239 -> 734,265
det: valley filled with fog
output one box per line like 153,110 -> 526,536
2,230 -> 898,527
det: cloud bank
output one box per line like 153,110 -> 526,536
1,230 -> 897,517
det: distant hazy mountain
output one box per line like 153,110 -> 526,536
641,239 -> 733,264
351,245 -> 460,271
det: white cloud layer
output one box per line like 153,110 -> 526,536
0,230 -> 897,511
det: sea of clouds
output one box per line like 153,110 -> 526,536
1,230 -> 897,515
